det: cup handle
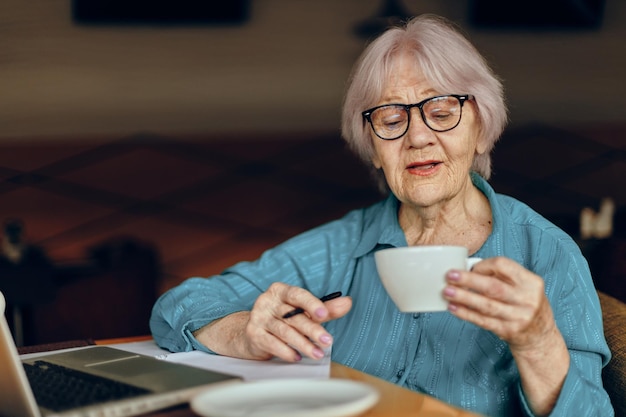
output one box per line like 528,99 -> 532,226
466,257 -> 482,270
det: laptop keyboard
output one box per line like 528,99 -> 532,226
23,360 -> 151,412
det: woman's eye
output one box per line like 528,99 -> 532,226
380,113 -> 405,128
383,118 -> 403,128
431,111 -> 452,121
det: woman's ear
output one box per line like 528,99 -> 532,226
470,105 -> 489,156
371,149 -> 382,169
474,117 -> 489,155
475,134 -> 489,155
372,155 -> 382,169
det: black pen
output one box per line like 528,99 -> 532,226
282,291 -> 343,319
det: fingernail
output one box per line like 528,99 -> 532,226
312,348 -> 325,359
319,333 -> 332,345
314,308 -> 327,318
447,270 -> 461,282
448,303 -> 458,312
443,286 -> 456,297
294,352 -> 302,361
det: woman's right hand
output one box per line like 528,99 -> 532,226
192,282 -> 352,362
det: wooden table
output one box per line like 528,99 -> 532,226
330,362 -> 480,416
95,337 -> 481,417
136,363 -> 480,417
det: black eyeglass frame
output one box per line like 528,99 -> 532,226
361,94 -> 475,140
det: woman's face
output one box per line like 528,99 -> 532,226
370,53 -> 487,209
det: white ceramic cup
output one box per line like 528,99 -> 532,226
374,246 -> 482,313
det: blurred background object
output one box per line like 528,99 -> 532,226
470,0 -> 606,29
0,219 -> 55,346
354,0 -> 414,38
0,217 -> 160,346
72,0 -> 251,25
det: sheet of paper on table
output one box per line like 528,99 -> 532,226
110,340 -> 331,381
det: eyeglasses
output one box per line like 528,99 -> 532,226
362,94 -> 474,140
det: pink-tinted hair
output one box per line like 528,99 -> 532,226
341,14 -> 508,191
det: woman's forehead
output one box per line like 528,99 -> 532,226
381,50 -> 453,98
380,54 -> 433,97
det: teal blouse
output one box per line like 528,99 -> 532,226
150,173 -> 613,417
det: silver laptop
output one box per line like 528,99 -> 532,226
0,291 -> 239,417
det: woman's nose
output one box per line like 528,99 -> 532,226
404,110 -> 436,147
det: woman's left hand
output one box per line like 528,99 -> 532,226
443,256 -> 570,416
443,256 -> 554,351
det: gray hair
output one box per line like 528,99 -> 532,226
341,14 -> 508,191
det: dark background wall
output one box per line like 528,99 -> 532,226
1,0 -> 624,141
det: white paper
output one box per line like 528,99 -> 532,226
110,340 -> 331,381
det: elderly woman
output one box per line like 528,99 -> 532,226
150,14 -> 613,417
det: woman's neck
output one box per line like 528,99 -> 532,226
398,184 -> 492,253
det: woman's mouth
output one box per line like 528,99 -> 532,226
406,161 -> 441,175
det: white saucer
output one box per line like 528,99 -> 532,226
190,378 -> 380,417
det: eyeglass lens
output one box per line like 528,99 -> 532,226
370,95 -> 463,139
